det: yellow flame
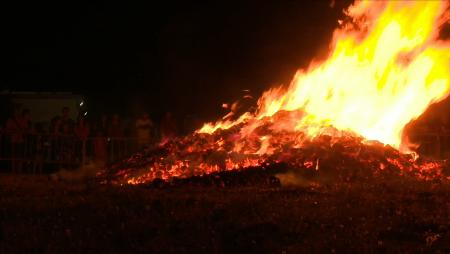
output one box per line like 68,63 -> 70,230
198,0 -> 450,152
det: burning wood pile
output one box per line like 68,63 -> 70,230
106,0 -> 450,186
106,110 -> 449,186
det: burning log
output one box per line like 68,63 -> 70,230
104,125 -> 449,186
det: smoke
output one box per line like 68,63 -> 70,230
275,167 -> 335,188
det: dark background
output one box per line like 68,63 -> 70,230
1,0 -> 354,122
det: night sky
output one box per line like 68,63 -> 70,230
2,0 -> 353,121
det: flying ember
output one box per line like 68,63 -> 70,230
112,0 -> 450,185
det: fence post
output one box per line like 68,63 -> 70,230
82,140 -> 86,166
110,138 -> 114,163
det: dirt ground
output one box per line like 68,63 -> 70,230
0,174 -> 449,254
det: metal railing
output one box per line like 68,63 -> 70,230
0,133 -> 142,173
410,132 -> 450,159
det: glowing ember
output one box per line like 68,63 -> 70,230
111,0 -> 450,185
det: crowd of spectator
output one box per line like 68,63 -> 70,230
0,106 -> 179,173
3,103 -> 450,173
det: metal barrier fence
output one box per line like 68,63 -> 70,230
411,132 -> 450,159
0,132 -> 449,174
0,134 -> 141,173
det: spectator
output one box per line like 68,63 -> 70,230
32,123 -> 45,174
59,122 -> 75,169
74,116 -> 90,165
135,112 -> 154,148
439,113 -> 450,132
108,114 -> 125,161
50,116 -> 62,135
60,122 -> 72,136
51,107 -> 74,135
5,108 -> 27,173
94,114 -> 108,136
52,107 -> 76,168
93,130 -> 108,163
107,114 -> 124,138
160,112 -> 177,144
61,106 -> 74,131
49,116 -> 62,163
21,109 -> 33,133
21,109 -> 34,166
74,116 -> 90,141
121,116 -> 134,137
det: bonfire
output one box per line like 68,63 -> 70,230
108,0 -> 450,185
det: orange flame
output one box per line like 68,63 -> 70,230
198,0 -> 450,152
115,0 -> 450,185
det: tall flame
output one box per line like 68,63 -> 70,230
114,0 -> 450,185
199,0 -> 450,152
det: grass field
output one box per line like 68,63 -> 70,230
0,174 -> 449,253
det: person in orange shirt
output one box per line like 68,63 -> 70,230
5,109 -> 32,173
